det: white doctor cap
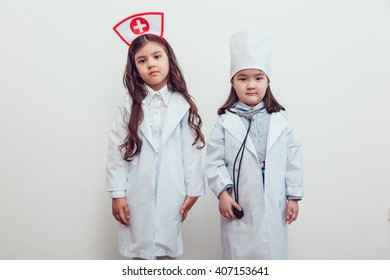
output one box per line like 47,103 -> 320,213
230,29 -> 272,80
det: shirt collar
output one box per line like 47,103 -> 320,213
142,84 -> 171,106
235,100 -> 264,112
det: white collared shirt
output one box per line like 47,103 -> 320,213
142,85 -> 171,153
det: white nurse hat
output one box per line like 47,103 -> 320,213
230,29 -> 272,80
113,12 -> 164,46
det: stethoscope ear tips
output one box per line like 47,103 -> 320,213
233,207 -> 244,219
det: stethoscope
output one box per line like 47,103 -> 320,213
227,106 -> 265,219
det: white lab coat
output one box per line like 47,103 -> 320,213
205,110 -> 303,259
106,92 -> 204,259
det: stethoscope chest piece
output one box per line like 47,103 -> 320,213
233,207 -> 244,219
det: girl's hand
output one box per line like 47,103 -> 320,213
286,200 -> 299,224
219,190 -> 241,219
180,196 -> 198,222
112,197 -> 130,226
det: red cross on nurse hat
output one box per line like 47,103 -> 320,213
113,12 -> 164,46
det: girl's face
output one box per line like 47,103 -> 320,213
232,69 -> 269,108
134,41 -> 169,91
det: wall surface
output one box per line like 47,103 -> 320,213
1,0 -> 389,259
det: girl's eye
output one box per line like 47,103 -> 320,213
238,78 -> 246,81
154,55 -> 162,59
137,59 -> 146,64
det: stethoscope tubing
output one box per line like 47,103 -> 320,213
228,106 -> 265,219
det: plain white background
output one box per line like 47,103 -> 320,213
0,0 -> 389,259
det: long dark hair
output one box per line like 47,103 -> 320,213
217,83 -> 285,115
119,35 -> 205,162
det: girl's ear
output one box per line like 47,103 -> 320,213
230,77 -> 235,88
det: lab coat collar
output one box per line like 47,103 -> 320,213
266,112 -> 288,153
161,92 -> 189,147
222,111 -> 257,158
223,101 -> 265,158
222,110 -> 288,158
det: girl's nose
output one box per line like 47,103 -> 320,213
147,61 -> 155,69
247,82 -> 255,90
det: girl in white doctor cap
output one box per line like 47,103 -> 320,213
205,29 -> 304,259
107,12 -> 205,259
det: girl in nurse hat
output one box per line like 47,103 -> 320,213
205,29 -> 304,259
106,12 -> 205,260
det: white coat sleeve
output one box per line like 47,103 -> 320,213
285,116 -> 304,199
204,117 -> 234,198
181,112 -> 205,197
106,96 -> 130,198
